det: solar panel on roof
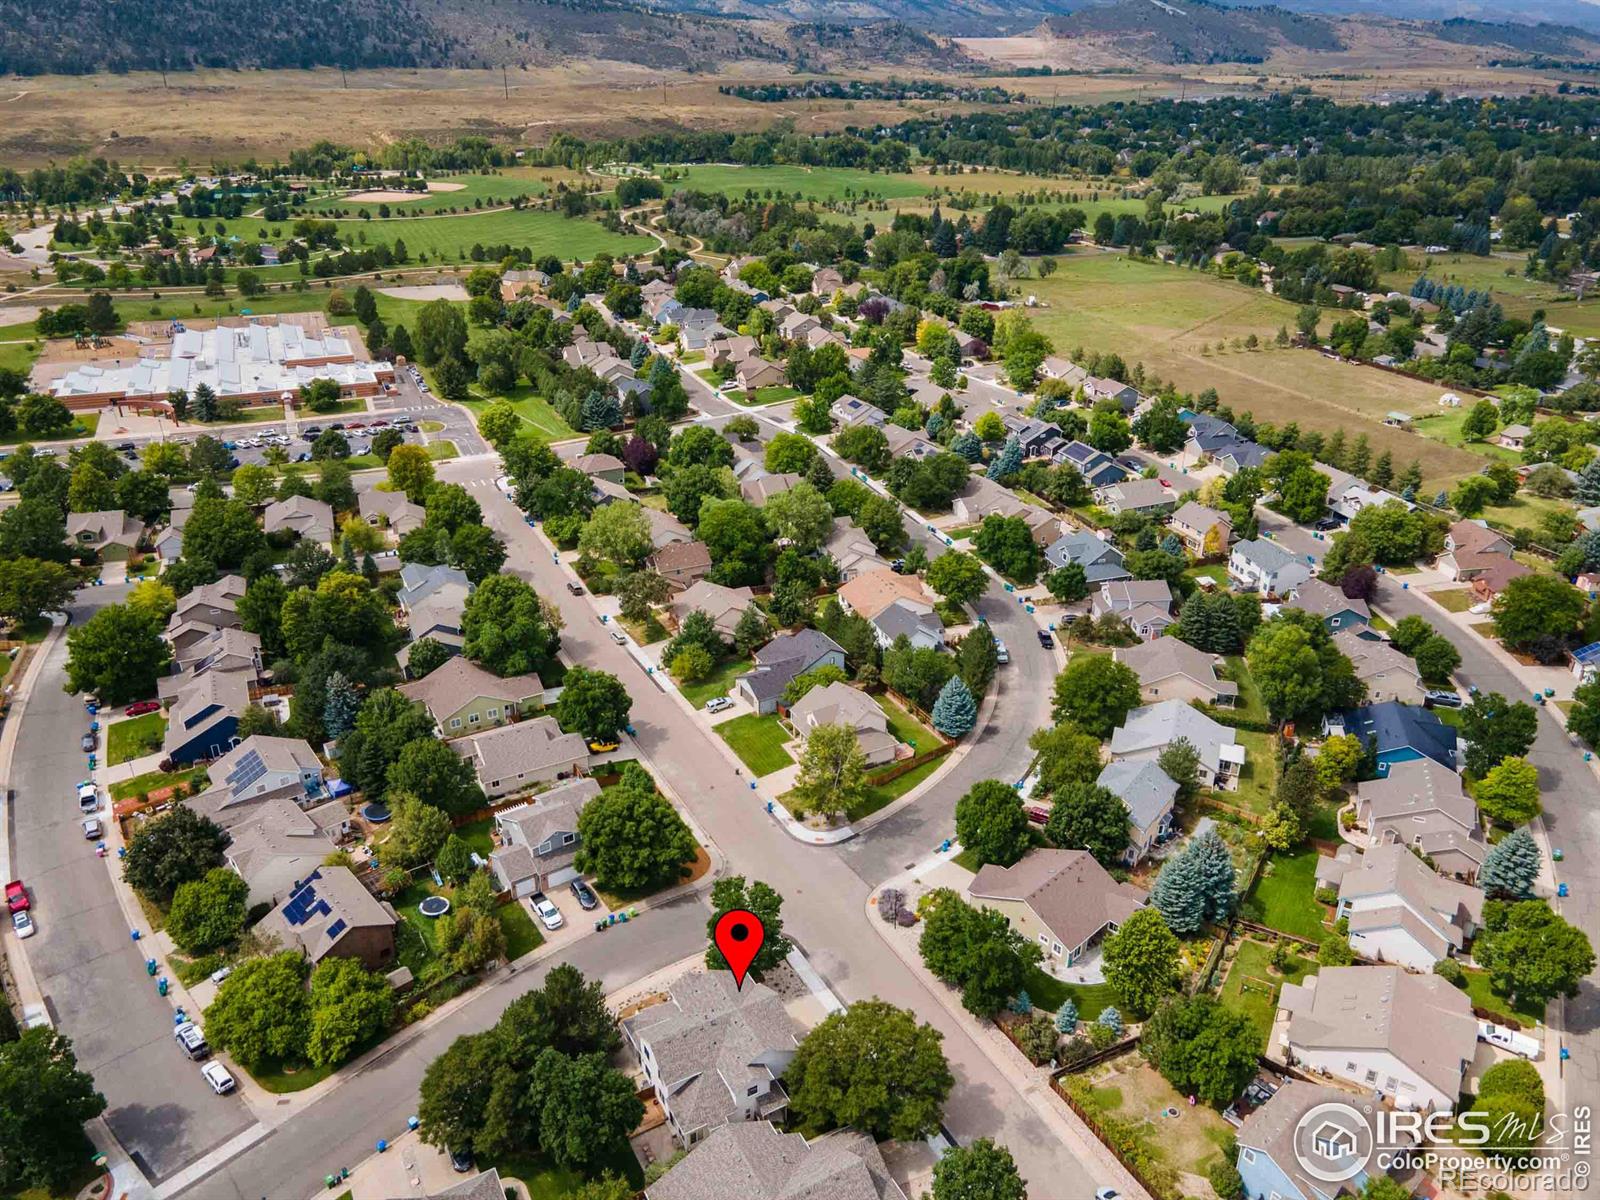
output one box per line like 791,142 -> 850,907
325,919 -> 347,940
224,749 -> 267,793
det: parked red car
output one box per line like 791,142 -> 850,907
5,880 -> 28,913
125,700 -> 161,717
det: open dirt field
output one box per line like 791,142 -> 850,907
1028,253 -> 1487,492
377,284 -> 469,301
347,190 -> 440,203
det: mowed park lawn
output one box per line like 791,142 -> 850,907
107,711 -> 167,766
304,172 -> 549,215
1240,846 -> 1330,944
1028,256 -> 1485,494
715,713 -> 794,777
170,207 -> 652,265
667,164 -> 933,203
1218,938 -> 1317,1052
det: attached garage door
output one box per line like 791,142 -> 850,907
546,865 -> 580,888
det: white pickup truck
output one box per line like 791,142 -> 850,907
1478,1020 -> 1541,1060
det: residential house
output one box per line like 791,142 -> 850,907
707,334 -> 758,370
736,630 -> 847,715
162,668 -> 252,764
1115,638 -> 1238,706
1214,440 -> 1271,475
398,656 -> 544,737
823,520 -> 891,581
646,1123 -> 906,1200
452,716 -> 589,800
787,681 -> 898,766
951,476 -> 1026,525
1277,965 -> 1478,1112
1287,579 -> 1371,634
1086,376 -> 1140,411
188,735 -> 330,830
1019,506 -> 1062,548
1497,423 -> 1531,451
1091,579 -> 1175,640
398,597 -> 466,674
647,508 -> 695,551
967,848 -> 1146,969
778,311 -> 820,343
489,777 -> 601,897
1328,701 -> 1458,775
1354,760 -> 1484,880
165,574 -> 248,660
263,495 -> 335,545
624,971 -> 804,1149
811,266 -> 844,296
672,580 -> 757,640
870,597 -> 945,651
1439,519 -> 1532,600
165,624 -> 261,676
397,563 -> 471,613
740,472 -> 802,506
1315,843 -> 1484,970
1041,357 -> 1086,385
650,540 -> 714,591
1327,482 -> 1402,525
1229,538 -> 1314,596
387,1170 -> 511,1200
1168,501 -> 1232,557
1041,530 -> 1130,584
1333,629 -> 1424,705
1000,414 -> 1064,459
1097,760 -> 1178,864
830,395 -> 886,429
571,453 -> 627,484
358,488 -> 425,536
1094,477 -> 1179,517
1110,699 -> 1245,789
65,510 -> 146,561
224,794 -> 350,907
256,865 -> 398,972
881,424 -> 941,463
836,568 -> 931,623
1054,441 -> 1127,488
1185,412 -> 1241,459
1237,1081 -> 1412,1200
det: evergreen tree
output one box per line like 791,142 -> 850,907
323,671 -> 361,739
1371,451 -> 1394,489
580,391 -> 621,432
930,676 -> 978,738
1055,999 -> 1078,1033
1150,851 -> 1206,934
1188,828 -> 1237,922
1479,828 -> 1541,899
950,431 -> 983,463
1577,459 -> 1600,507
1097,1007 -> 1123,1037
192,382 -> 218,422
986,436 -> 1023,481
732,604 -> 770,657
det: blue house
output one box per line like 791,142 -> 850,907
1237,1081 -> 1404,1200
1330,701 -> 1457,776
1053,440 -> 1127,488
161,669 -> 251,765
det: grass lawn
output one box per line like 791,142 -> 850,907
677,656 -> 749,709
1218,938 -> 1316,1051
1241,846 -> 1329,943
1220,656 -> 1269,725
251,1058 -> 335,1094
1025,968 -> 1117,1021
454,817 -> 495,857
876,693 -> 935,754
1186,563 -> 1231,586
1462,966 -> 1545,1028
497,900 -> 543,962
109,764 -> 209,803
484,1138 -> 643,1200
107,711 -> 167,765
0,655 -> 11,683
618,612 -> 667,645
462,388 -> 578,440
304,172 -> 548,216
1430,588 -> 1478,613
716,713 -> 794,777
945,524 -> 982,542
666,163 -> 931,203
740,385 -> 802,406
1070,1055 -> 1236,1183
1226,729 -> 1278,816
1304,798 -> 1344,843
855,755 -> 945,818
172,207 -> 651,265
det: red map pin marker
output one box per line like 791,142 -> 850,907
713,908 -> 766,991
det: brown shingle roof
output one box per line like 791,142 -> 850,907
968,848 -> 1146,955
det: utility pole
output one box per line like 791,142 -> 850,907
503,66 -> 509,100
340,66 -> 348,89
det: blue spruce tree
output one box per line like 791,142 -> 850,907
930,676 -> 978,738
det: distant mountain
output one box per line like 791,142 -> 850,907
1206,0 -> 1600,37
1037,0 -> 1343,64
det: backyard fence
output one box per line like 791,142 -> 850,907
1052,1068 -> 1181,1200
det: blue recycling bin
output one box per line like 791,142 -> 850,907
1559,883 -> 1569,898
146,958 -> 157,976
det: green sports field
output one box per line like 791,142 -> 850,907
304,173 -> 549,215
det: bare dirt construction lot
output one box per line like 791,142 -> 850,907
1029,252 -> 1486,493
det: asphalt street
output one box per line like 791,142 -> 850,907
8,593 -> 255,1183
1372,576 -> 1600,1128
177,894 -> 709,1200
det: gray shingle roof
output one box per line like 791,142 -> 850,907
1096,759 -> 1179,836
647,1122 -> 904,1200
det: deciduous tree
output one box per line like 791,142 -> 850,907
785,1001 -> 953,1141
